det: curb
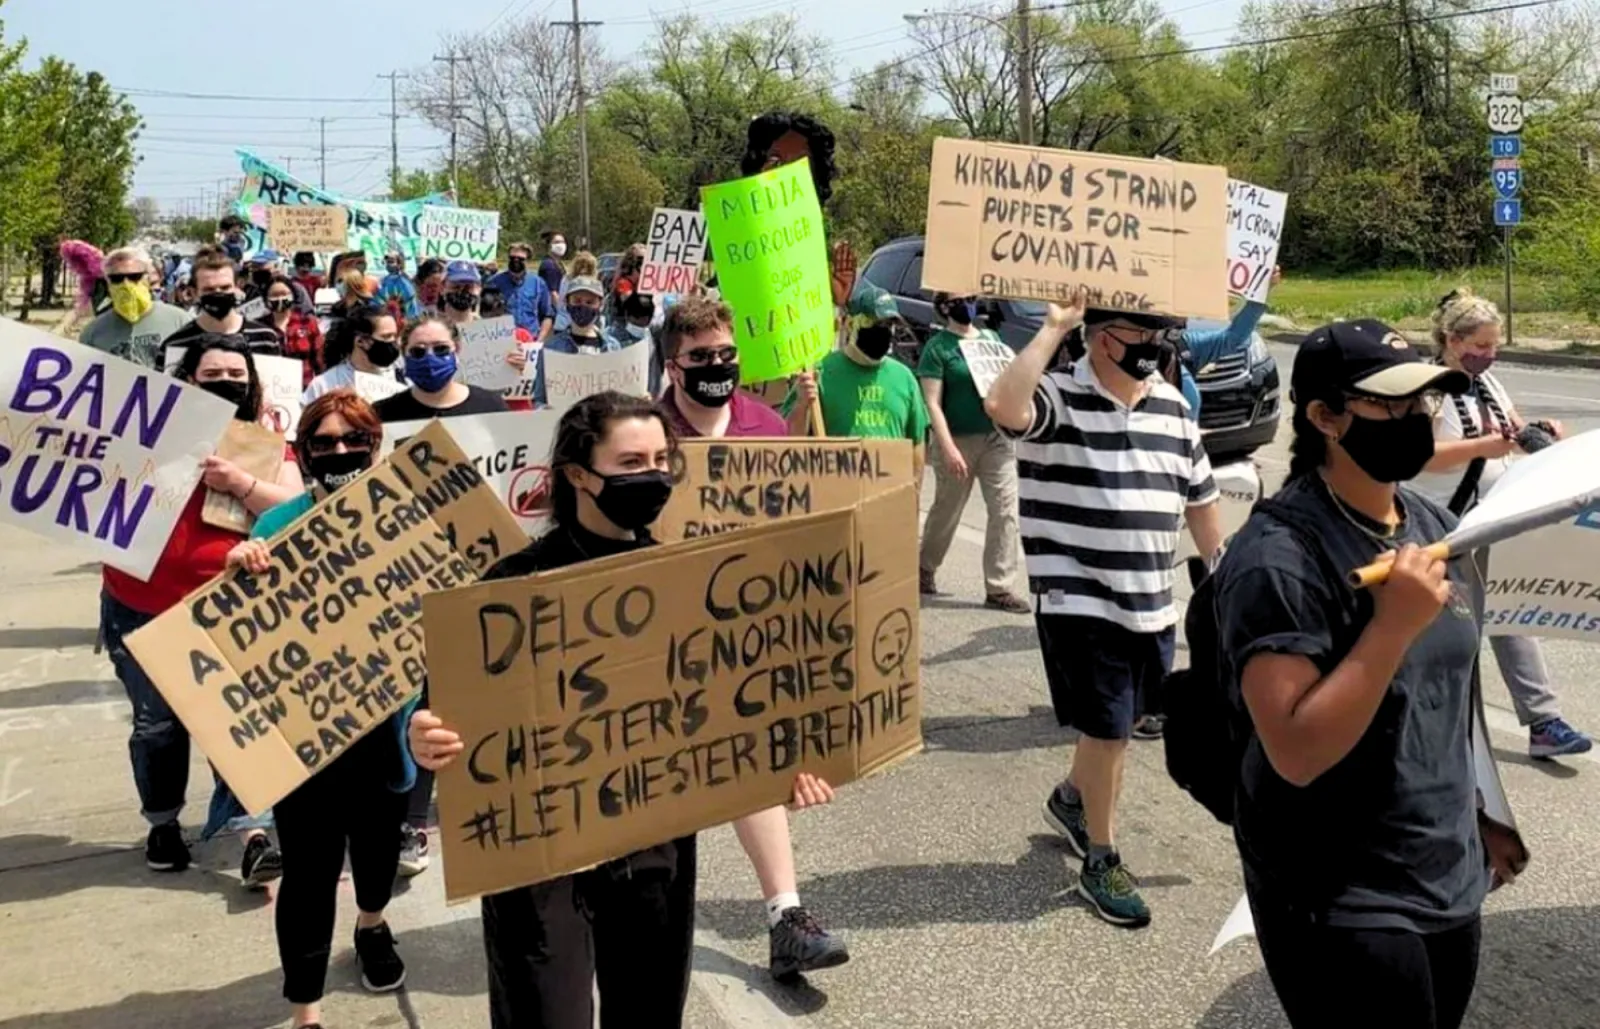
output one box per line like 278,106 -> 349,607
1265,331 -> 1600,371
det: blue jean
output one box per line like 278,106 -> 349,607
100,590 -> 271,836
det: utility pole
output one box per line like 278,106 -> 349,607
433,50 -> 470,198
378,71 -> 410,197
1016,0 -> 1034,146
318,118 -> 328,190
554,0 -> 602,249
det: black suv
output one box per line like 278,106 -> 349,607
859,236 -> 1280,462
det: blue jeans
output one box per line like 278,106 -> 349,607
100,590 -> 271,836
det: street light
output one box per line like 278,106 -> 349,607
904,3 -> 1034,146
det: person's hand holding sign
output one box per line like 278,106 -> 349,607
409,709 -> 464,771
1372,544 -> 1451,643
203,454 -> 256,499
224,539 -> 273,575
789,773 -> 835,811
1045,288 -> 1089,336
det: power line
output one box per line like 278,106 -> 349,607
113,86 -> 390,104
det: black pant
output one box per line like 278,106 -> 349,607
1249,888 -> 1482,1029
406,767 -> 434,828
481,835 -> 697,1029
273,730 -> 407,1004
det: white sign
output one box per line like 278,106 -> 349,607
416,207 -> 501,264
542,346 -> 652,416
1225,179 -> 1288,303
382,410 -> 559,535
455,317 -> 522,394
1490,73 -> 1520,95
0,320 -> 235,578
165,346 -> 306,440
351,371 -> 407,405
639,207 -> 708,296
957,336 -> 1016,399
239,297 -> 268,321
1486,94 -> 1525,134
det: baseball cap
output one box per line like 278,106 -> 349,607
1084,308 -> 1180,331
1291,319 -> 1470,404
444,260 -> 480,285
565,275 -> 604,299
847,283 -> 901,322
249,249 -> 282,266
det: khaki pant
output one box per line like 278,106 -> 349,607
919,431 -> 1021,596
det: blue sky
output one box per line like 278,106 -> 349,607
3,0 -> 1246,214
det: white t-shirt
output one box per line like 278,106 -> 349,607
1414,372 -> 1517,509
302,362 -> 406,406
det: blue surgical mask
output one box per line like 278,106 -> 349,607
625,322 -> 650,340
405,350 -> 458,392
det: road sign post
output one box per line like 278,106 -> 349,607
1488,74 -> 1523,346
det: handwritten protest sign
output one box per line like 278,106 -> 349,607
0,320 -> 235,578
1226,179 -> 1288,303
351,371 -> 407,406
417,207 -> 501,264
384,411 -> 559,535
125,421 -> 530,814
239,297 -> 268,322
455,317 -> 521,394
922,138 -> 1229,320
202,421 -> 285,533
269,205 -> 349,253
957,336 -> 1016,399
166,346 -> 304,440
640,207 -> 708,296
543,345 -> 651,416
702,161 -> 834,383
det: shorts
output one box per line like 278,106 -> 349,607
1034,612 -> 1174,740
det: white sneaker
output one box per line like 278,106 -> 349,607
398,824 -> 430,877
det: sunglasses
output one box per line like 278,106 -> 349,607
680,346 -> 739,366
107,272 -> 146,285
305,430 -> 375,455
404,343 -> 454,360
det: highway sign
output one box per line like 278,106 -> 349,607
1492,157 -> 1521,171
1490,73 -> 1520,94
1491,135 -> 1523,158
1487,94 -> 1525,133
1493,168 -> 1523,199
1495,199 -> 1522,226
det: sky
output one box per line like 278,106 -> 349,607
3,0 -> 1248,215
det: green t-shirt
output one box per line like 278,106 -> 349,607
78,303 -> 190,370
916,328 -> 997,437
792,350 -> 929,442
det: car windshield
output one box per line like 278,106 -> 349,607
1009,299 -> 1048,318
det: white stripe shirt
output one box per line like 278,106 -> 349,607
1006,360 -> 1218,632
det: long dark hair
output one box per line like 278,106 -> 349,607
740,111 -> 838,202
177,333 -> 263,420
325,305 -> 396,368
548,391 -> 682,530
1286,393 -> 1344,481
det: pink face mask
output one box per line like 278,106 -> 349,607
1460,351 -> 1495,377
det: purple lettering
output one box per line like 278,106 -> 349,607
13,455 -> 63,515
96,478 -> 154,549
58,364 -> 107,434
56,463 -> 101,531
10,348 -> 72,414
110,378 -> 182,448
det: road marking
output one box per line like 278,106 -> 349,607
0,757 -> 33,807
1517,390 -> 1600,407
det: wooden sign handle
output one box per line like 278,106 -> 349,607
1347,541 -> 1452,589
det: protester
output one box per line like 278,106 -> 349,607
602,245 -> 647,328
439,261 -> 483,328
530,276 -> 618,407
984,295 -> 1222,928
414,258 -> 446,316
218,215 -> 248,262
1214,319 -> 1522,1027
406,389 -> 836,1026
292,252 -> 324,297
265,274 -> 325,387
164,249 -> 283,357
224,391 -> 410,1029
78,246 -> 189,369
377,247 -> 421,322
1415,289 -> 1592,758
487,242 -> 555,340
100,335 -> 304,879
608,290 -> 660,395
325,265 -> 380,345
741,110 -> 838,202
917,292 -> 1028,613
538,231 -> 567,299
243,250 -> 281,301
303,307 -> 401,403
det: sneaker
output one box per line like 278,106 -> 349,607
1530,717 -> 1593,759
919,569 -> 945,597
1077,853 -> 1151,928
240,834 -> 282,888
769,906 -> 849,980
397,824 -> 430,877
354,922 -> 406,993
145,822 -> 191,872
984,592 -> 1031,614
1042,784 -> 1090,860
1131,714 -> 1167,741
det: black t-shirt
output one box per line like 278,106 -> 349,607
373,384 -> 510,423
1215,474 -> 1488,931
165,317 -> 283,356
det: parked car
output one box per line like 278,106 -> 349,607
858,236 -> 1280,462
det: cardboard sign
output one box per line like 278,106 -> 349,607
640,207 -> 708,296
1225,179 -> 1288,303
383,410 -> 559,535
957,336 -> 1015,399
543,345 -> 651,417
269,205 -> 349,253
425,497 -> 920,900
417,207 -> 501,264
202,421 -> 285,533
455,317 -> 521,394
922,138 -> 1230,320
124,421 -> 530,815
701,161 -> 834,383
0,320 -> 235,578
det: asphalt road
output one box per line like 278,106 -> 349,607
3,342 -> 1600,1028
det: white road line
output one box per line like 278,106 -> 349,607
0,757 -> 33,808
1517,390 -> 1600,407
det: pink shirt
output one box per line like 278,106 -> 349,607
661,387 -> 788,438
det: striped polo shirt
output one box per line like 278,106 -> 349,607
1007,360 -> 1218,632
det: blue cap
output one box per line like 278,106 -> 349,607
445,260 -> 481,285
250,249 -> 283,265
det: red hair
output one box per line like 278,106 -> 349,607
293,388 -> 383,468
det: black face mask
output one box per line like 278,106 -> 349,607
1338,410 -> 1436,483
251,270 -> 273,288
680,362 -> 739,407
267,297 -> 294,313
307,451 -> 370,495
854,324 -> 893,361
197,292 -> 238,319
198,378 -> 253,419
363,337 -> 400,368
585,469 -> 674,531
508,256 -> 527,275
444,291 -> 479,312
944,299 -> 978,326
1114,341 -> 1163,379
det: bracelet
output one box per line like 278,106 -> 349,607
240,476 -> 258,501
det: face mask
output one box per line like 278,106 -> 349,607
267,297 -> 294,313
251,269 -> 273,288
854,324 -> 893,362
405,350 -> 458,393
444,291 -> 478,312
569,305 -> 599,328
508,256 -> 527,274
584,469 -> 673,531
197,291 -> 239,320
1459,352 -> 1495,377
947,300 -> 977,326
109,281 -> 153,323
1114,341 -> 1163,379
363,337 -> 400,368
307,451 -> 370,495
1338,411 -> 1436,483
551,242 -> 568,258
198,378 -> 253,419
625,322 -> 650,340
681,362 -> 739,407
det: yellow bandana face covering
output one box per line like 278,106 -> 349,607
110,281 -> 154,323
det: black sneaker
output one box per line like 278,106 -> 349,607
984,592 -> 1031,614
769,906 -> 849,980
1131,714 -> 1166,741
240,834 -> 282,888
145,822 -> 191,872
1042,784 -> 1090,860
355,922 -> 406,993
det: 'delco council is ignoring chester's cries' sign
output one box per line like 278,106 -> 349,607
126,422 -> 529,815
922,138 -> 1230,321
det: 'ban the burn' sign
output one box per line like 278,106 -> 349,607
424,501 -> 921,902
922,138 -> 1230,320
126,421 -> 530,814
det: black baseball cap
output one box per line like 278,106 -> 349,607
1084,308 -> 1180,331
1290,319 -> 1469,404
